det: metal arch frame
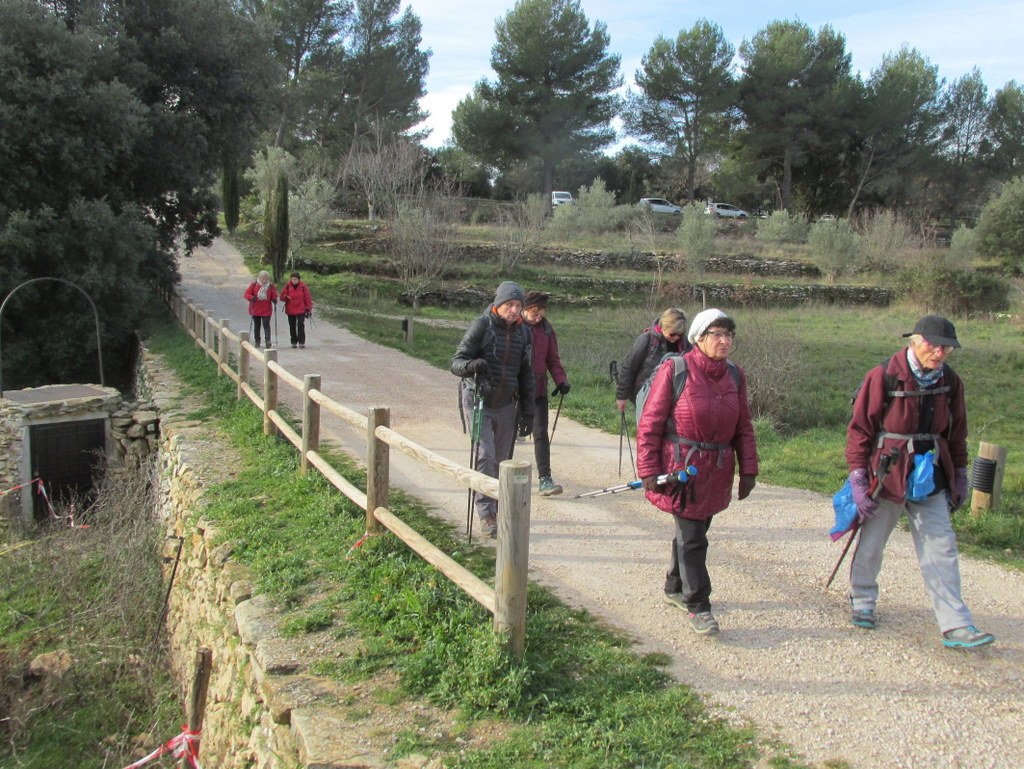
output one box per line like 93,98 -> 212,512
0,277 -> 104,397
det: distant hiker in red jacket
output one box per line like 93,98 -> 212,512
279,271 -> 314,349
243,270 -> 277,348
522,291 -> 569,497
636,308 -> 758,636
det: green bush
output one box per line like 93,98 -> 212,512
808,218 -> 860,283
547,179 -> 637,238
949,224 -> 979,264
755,211 -> 809,246
675,204 -> 715,277
975,176 -> 1024,273
897,257 -> 1011,314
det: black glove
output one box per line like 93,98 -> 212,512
551,382 -> 570,397
468,359 -> 488,376
518,418 -> 533,438
737,474 -> 756,500
304,309 -> 312,319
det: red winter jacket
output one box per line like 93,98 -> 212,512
846,348 -> 967,504
244,281 -> 277,317
528,318 -> 567,398
279,280 -> 313,316
636,347 -> 758,520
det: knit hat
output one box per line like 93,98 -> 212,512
903,315 -> 961,348
687,308 -> 729,344
493,281 -> 526,307
524,291 -> 549,309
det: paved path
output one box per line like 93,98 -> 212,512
178,241 -> 1024,769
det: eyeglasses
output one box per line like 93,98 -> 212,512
704,330 -> 735,341
922,339 -> 954,354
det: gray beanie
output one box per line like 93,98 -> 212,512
493,281 -> 526,307
688,308 -> 729,344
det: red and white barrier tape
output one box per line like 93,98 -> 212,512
122,725 -> 202,769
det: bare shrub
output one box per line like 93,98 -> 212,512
390,193 -> 461,309
732,318 -> 809,430
497,193 -> 547,271
855,210 -> 913,272
347,133 -> 428,221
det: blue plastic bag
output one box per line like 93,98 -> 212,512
830,478 -> 858,541
906,451 -> 936,502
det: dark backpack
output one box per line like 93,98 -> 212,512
851,359 -> 957,435
635,353 -> 741,451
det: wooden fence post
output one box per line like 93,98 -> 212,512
971,441 -> 1008,516
366,406 -> 390,534
218,320 -> 229,376
237,331 -> 250,400
402,317 -> 414,343
181,647 -> 213,769
494,459 -> 531,660
301,374 -> 321,474
263,349 -> 278,436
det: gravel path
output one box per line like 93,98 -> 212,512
178,241 -> 1024,769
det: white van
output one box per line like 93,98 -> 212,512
551,191 -> 574,207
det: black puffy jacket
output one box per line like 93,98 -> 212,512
451,308 -> 535,420
616,323 -> 689,403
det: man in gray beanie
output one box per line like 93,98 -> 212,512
451,281 -> 535,537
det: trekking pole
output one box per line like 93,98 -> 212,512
618,410 -> 637,479
574,466 -> 697,499
549,388 -> 564,444
465,379 -> 484,539
824,448 -> 901,591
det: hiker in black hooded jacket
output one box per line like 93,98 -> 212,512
616,308 -> 690,412
452,281 -> 535,537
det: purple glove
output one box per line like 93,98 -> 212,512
951,467 -> 969,511
849,468 -> 878,522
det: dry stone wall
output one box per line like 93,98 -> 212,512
139,344 -> 442,769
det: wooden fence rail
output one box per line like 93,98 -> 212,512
163,290 -> 530,658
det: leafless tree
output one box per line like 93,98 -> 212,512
345,130 -> 428,221
497,194 -> 547,271
389,189 -> 461,309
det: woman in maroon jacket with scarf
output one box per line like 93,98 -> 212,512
636,308 -> 758,635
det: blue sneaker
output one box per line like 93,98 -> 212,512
851,609 -> 877,629
942,626 -> 995,649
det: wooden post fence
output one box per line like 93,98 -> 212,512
217,320 -> 229,376
366,406 -> 390,535
263,349 -> 278,436
301,374 -> 321,474
495,460 -> 531,660
971,441 -> 1008,516
181,647 -> 212,769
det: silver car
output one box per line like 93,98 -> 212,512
705,202 -> 749,219
639,197 -> 683,215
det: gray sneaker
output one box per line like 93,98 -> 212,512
942,625 -> 995,649
539,476 -> 563,496
662,593 -> 687,613
480,514 -> 498,539
851,609 -> 877,630
687,610 -> 720,635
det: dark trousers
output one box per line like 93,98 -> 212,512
251,315 -> 271,346
532,395 -> 551,478
665,516 -> 713,612
287,314 -> 306,345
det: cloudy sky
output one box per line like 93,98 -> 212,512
401,0 -> 1023,149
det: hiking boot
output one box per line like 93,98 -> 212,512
539,476 -> 563,496
687,610 -> 719,635
662,592 -> 687,613
942,625 -> 995,649
299,343 -> 305,349
851,609 -> 877,630
480,514 -> 498,539
291,343 -> 297,348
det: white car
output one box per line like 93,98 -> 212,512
639,197 -> 683,215
551,191 -> 574,207
705,202 -> 749,219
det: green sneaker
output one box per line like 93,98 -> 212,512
687,610 -> 720,635
539,476 -> 563,496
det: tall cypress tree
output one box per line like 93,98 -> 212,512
222,160 -> 241,235
263,170 -> 289,283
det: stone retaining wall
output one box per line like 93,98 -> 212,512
140,344 -> 436,769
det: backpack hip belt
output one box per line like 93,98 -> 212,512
874,431 -> 941,459
674,437 -> 731,468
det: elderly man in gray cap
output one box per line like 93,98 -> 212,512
846,315 -> 994,648
451,281 -> 535,537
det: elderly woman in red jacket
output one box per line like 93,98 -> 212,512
243,270 -> 277,348
279,271 -> 314,348
636,308 -> 758,635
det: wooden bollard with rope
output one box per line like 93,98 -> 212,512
970,441 -> 1008,516
181,647 -> 212,769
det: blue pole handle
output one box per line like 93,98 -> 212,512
627,466 -> 698,490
